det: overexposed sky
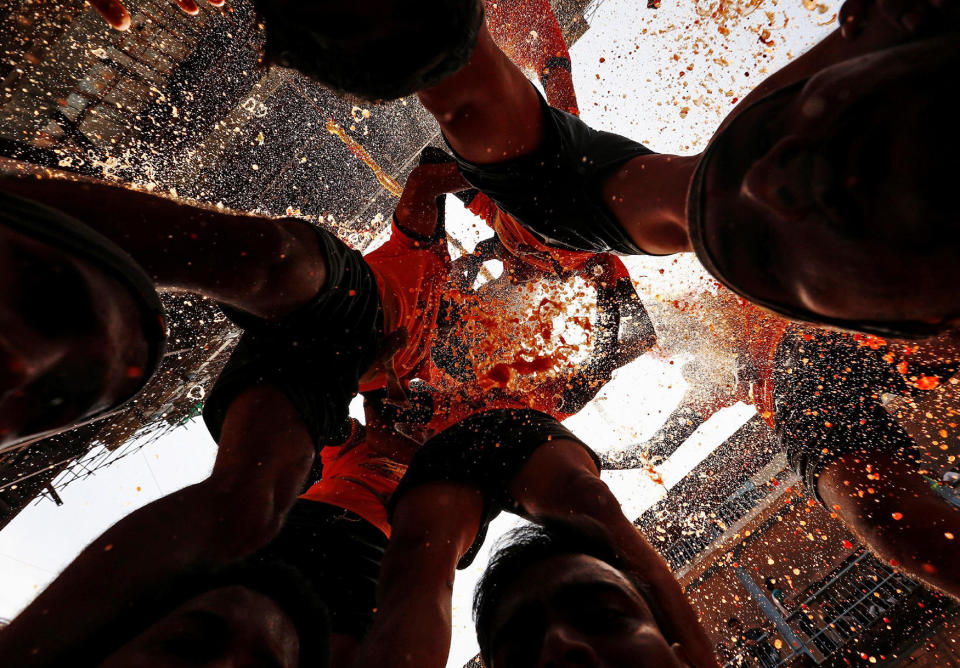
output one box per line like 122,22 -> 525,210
0,0 -> 836,663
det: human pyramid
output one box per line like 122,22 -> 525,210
0,0 -> 958,665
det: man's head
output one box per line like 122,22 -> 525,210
474,522 -> 691,667
254,0 -> 483,101
689,34 -> 960,337
91,561 -> 329,667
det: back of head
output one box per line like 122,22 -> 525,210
254,0 -> 483,101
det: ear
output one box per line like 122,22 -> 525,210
670,642 -> 694,667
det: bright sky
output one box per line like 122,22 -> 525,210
0,0 -> 836,663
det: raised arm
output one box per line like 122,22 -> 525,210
0,385 -> 315,667
485,0 -> 579,114
394,162 -> 471,240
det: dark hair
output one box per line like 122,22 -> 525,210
254,0 -> 483,101
473,520 -> 667,666
77,560 -> 330,668
364,387 -> 435,425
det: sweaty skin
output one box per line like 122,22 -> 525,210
88,0 -> 223,31
819,450 -> 960,600
0,385 -> 316,667
97,586 -> 300,668
487,554 -> 691,668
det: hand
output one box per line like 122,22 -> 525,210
839,0 -> 950,39
88,0 -> 224,31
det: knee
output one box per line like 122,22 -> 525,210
200,486 -> 288,561
551,470 -> 623,525
388,483 -> 483,567
243,218 -> 327,320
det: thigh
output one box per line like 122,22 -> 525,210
508,438 -> 602,517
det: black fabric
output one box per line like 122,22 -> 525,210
541,55 -> 572,75
202,224 -> 383,451
248,500 -> 387,639
444,87 -> 656,256
388,409 -> 598,569
0,190 -> 167,422
453,187 -> 480,206
772,327 -> 959,504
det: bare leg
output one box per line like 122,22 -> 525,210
0,174 -> 326,320
354,483 -> 484,668
509,439 -> 719,668
0,385 -> 316,666
819,450 -> 960,599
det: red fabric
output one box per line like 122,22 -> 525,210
299,420 -> 408,537
360,221 -> 450,393
485,0 -> 571,74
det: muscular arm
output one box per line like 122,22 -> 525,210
819,450 -> 960,599
484,0 -> 579,114
0,168 -> 323,320
393,163 -> 470,240
353,483 -> 485,668
0,385 -> 315,667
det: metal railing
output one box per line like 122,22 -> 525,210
721,551 -> 917,667
661,474 -> 788,571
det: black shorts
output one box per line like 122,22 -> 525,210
772,328 -> 959,504
202,224 -> 383,452
445,87 -> 656,256
249,500 -> 388,638
388,409 -> 598,568
1,191 -> 166,430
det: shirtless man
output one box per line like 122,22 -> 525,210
416,0 -> 959,335
473,520 -> 701,667
607,293 -> 960,599
0,149 -> 467,665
